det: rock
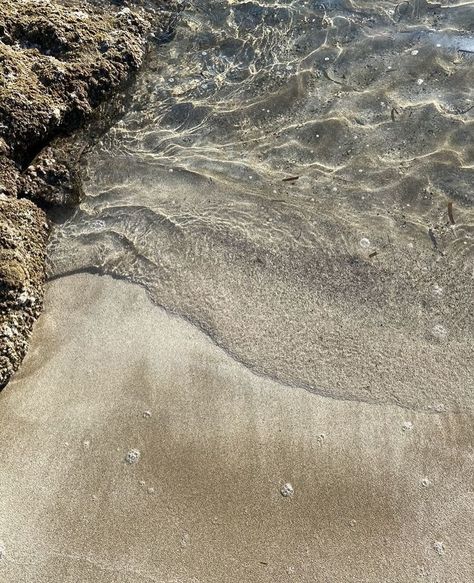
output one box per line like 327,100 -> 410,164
0,198 -> 48,388
0,0 -> 180,388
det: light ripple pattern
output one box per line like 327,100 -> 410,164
49,0 -> 474,410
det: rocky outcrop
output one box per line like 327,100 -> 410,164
0,0 -> 179,388
0,197 -> 48,386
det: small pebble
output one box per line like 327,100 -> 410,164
349,519 -> 357,528
402,421 -> 413,432
147,487 -> 155,495
82,440 -> 91,449
142,410 -> 152,419
417,78 -> 424,85
421,478 -> 432,488
411,49 -> 419,56
433,541 -> 445,556
280,483 -> 294,498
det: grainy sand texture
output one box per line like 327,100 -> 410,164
0,274 -> 472,582
1,1 -> 473,581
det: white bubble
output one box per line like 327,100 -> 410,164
433,541 -> 445,556
125,449 -> 141,464
417,78 -> 424,85
421,478 -> 432,488
280,483 -> 294,498
411,49 -> 419,55
359,237 -> 371,249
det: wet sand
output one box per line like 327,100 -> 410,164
0,274 -> 472,582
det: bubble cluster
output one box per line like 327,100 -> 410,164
125,449 -> 141,464
280,483 -> 294,498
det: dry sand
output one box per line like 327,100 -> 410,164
0,273 -> 472,582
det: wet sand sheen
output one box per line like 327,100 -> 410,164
0,274 -> 472,582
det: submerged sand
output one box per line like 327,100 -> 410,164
0,274 -> 472,582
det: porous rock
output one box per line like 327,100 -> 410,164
0,0 -> 179,387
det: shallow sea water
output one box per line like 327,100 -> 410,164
49,0 -> 473,409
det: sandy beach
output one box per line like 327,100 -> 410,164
0,274 -> 472,582
1,1 -> 473,580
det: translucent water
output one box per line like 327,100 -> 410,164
48,0 -> 474,410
